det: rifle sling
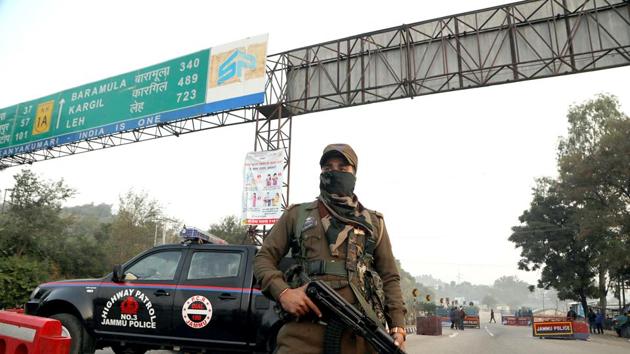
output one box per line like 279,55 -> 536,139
349,282 -> 383,329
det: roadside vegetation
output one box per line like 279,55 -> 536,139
510,94 -> 630,315
0,174 -> 429,310
0,172 -> 180,308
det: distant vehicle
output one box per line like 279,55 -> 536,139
613,305 -> 630,338
24,230 -> 284,354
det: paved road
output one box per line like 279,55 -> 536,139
97,324 -> 630,354
404,323 -> 630,354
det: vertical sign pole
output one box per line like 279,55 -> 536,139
247,100 -> 293,244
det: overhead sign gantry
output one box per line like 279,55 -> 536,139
0,35 -> 268,159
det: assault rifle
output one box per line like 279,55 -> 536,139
306,280 -> 406,354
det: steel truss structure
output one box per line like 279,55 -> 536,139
280,0 -> 630,115
247,104 -> 293,245
1,0 -> 629,184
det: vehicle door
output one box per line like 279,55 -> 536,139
172,247 -> 249,346
94,248 -> 185,338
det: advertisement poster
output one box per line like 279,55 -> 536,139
242,150 -> 284,225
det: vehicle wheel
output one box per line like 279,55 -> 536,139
622,325 -> 630,339
110,344 -> 148,354
51,313 -> 84,354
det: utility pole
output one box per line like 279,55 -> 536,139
623,277 -> 627,308
153,217 -> 178,246
2,188 -> 13,212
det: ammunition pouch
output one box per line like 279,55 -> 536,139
306,259 -> 347,277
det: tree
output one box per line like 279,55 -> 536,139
492,276 -> 531,310
0,256 -> 49,308
0,170 -> 113,280
63,203 -> 113,237
0,169 -> 74,258
511,95 -> 630,315
208,216 -> 249,244
509,178 -> 598,316
104,190 -> 163,266
557,94 -> 630,310
0,170 -> 111,306
396,260 -> 433,321
56,203 -> 114,277
482,295 -> 498,309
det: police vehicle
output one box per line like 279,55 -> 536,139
25,228 -> 283,354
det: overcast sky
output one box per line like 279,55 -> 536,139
1,0 -> 628,286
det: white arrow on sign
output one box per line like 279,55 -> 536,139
55,98 -> 65,129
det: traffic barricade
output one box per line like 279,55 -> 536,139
435,308 -> 451,327
501,315 -> 531,326
531,315 -> 589,340
0,310 -> 71,354
417,316 -> 442,335
439,316 -> 451,327
464,315 -> 481,328
4,309 -> 25,314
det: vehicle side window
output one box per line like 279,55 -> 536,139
126,251 -> 181,281
187,252 -> 241,280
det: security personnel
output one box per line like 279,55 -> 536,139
254,144 -> 406,353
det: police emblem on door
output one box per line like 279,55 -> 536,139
182,295 -> 213,329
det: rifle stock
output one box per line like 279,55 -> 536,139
306,280 -> 406,354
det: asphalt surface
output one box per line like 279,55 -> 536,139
97,322 -> 630,354
403,323 -> 630,354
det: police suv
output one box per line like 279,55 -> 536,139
25,228 -> 283,354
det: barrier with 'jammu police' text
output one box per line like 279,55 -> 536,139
532,316 -> 589,340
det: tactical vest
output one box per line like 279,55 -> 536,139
287,201 -> 387,328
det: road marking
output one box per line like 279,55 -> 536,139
484,325 -> 494,337
449,332 -> 459,338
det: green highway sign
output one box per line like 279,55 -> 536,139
0,34 -> 269,157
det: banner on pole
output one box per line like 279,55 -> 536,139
242,150 -> 284,225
